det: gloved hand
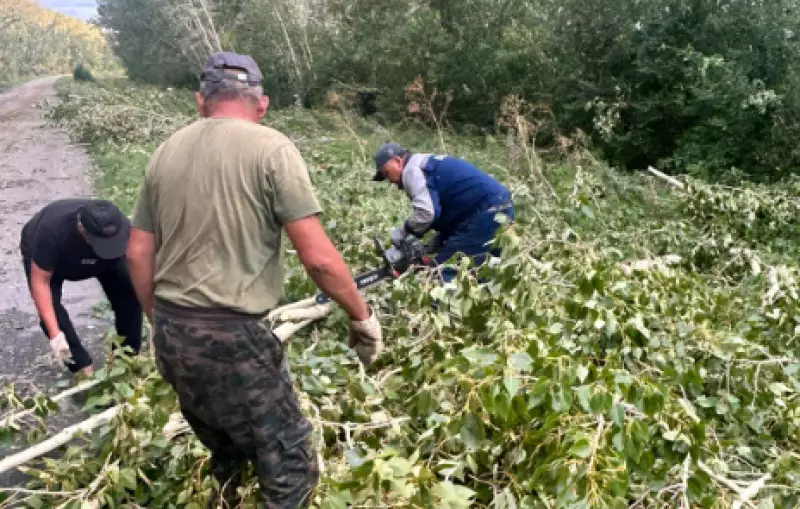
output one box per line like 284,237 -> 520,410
348,310 -> 383,366
49,332 -> 74,366
389,227 -> 406,248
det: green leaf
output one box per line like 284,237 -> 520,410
611,404 -> 625,427
550,386 -> 572,413
783,364 -> 800,377
527,379 -> 549,409
576,365 -> 589,383
345,448 -> 366,468
644,393 -> 664,416
509,352 -> 533,372
459,413 -> 485,450
768,382 -> 792,395
461,347 -> 497,367
614,372 -> 633,387
82,393 -> 113,410
503,374 -> 520,398
575,385 -> 592,412
590,392 -> 612,414
432,481 -> 476,509
151,436 -> 169,449
120,468 -> 137,490
386,456 -> 413,478
546,323 -> 564,335
113,382 -> 134,398
568,438 -> 592,458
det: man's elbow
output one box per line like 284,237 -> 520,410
298,251 -> 335,279
125,245 -> 148,265
126,230 -> 155,262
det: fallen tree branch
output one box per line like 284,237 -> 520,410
0,487 -> 77,496
0,405 -> 122,475
274,319 -> 314,342
732,473 -> 772,509
267,297 -> 318,321
680,455 -> 691,509
646,166 -> 686,191
2,379 -> 102,426
697,461 -> 759,509
273,303 -> 332,323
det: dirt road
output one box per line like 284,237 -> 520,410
0,77 -> 109,485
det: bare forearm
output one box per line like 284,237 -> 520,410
300,253 -> 369,321
127,257 -> 154,320
126,228 -> 157,321
30,279 -> 58,338
285,215 -> 370,321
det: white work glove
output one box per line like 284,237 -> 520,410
389,227 -> 406,248
348,311 -> 383,366
49,332 -> 74,366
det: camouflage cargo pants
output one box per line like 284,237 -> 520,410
152,299 -> 319,509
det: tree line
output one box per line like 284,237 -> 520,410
96,0 -> 800,181
0,0 -> 117,85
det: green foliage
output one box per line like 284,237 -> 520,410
0,0 -> 117,83
92,0 -> 800,180
72,63 -> 94,83
2,77 -> 793,508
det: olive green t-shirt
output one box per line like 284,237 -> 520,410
131,117 -> 322,314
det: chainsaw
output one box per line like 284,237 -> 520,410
314,235 -> 431,304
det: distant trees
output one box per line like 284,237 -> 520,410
96,0 -> 800,180
0,0 -> 117,83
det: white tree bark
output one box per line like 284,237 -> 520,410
0,406 -> 122,475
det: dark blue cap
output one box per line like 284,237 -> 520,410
200,52 -> 263,97
372,142 -> 408,181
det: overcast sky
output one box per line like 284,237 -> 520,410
36,0 -> 97,21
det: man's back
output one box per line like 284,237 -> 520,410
133,117 -> 321,315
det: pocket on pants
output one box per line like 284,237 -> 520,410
264,419 -> 318,507
277,419 -> 314,462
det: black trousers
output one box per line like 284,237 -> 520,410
22,257 -> 143,372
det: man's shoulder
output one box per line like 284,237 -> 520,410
238,121 -> 297,152
165,118 -> 296,153
23,199 -> 82,239
36,199 -> 87,221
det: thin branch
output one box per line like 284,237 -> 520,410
0,405 -> 123,475
2,379 -> 102,425
0,488 -> 76,497
646,166 -> 686,191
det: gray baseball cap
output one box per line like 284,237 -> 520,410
199,52 -> 263,97
372,142 -> 408,181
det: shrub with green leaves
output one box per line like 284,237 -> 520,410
72,64 -> 95,83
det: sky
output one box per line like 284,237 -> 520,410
36,0 -> 98,21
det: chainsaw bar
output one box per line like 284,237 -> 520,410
314,265 -> 393,304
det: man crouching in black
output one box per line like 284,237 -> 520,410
20,198 -> 142,377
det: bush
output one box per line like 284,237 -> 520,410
73,63 -> 94,82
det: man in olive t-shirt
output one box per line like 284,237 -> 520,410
125,52 -> 382,509
130,103 -> 319,314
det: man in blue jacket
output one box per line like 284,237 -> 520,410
372,142 -> 514,282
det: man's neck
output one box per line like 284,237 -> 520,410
206,103 -> 257,123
